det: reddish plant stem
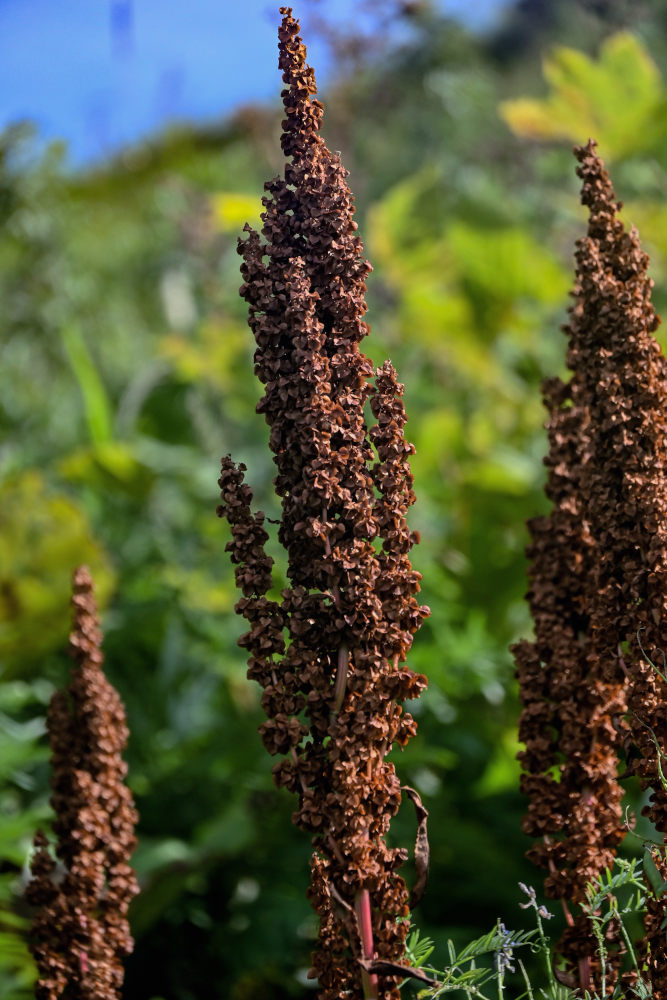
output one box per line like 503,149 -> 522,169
322,505 -> 341,608
544,837 -> 575,927
333,643 -> 349,714
546,836 -> 593,992
560,899 -> 574,927
325,833 -> 346,867
579,955 -> 592,993
355,888 -> 378,999
291,748 -> 309,795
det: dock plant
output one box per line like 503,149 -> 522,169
514,141 -> 667,993
27,567 -> 138,1000
217,7 -> 429,999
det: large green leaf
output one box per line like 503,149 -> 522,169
500,33 -> 667,160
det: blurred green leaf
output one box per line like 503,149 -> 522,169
445,222 -> 569,309
211,192 -> 262,232
500,33 -> 667,160
61,324 -> 113,445
0,471 -> 115,670
58,441 -> 155,498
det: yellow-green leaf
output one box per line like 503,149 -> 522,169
500,33 -> 665,159
445,222 -> 569,306
0,471 -> 115,670
211,191 -> 262,232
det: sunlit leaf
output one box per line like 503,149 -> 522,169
475,727 -> 521,796
445,222 -> 569,307
159,319 -> 251,395
0,471 -> 115,670
58,441 -> 155,497
500,33 -> 667,160
211,191 -> 262,232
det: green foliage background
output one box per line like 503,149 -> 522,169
4,1 -> 667,997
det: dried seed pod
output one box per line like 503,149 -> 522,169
515,140 -> 667,989
218,8 -> 428,998
27,567 -> 138,1000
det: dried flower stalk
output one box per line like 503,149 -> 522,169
27,566 -> 139,1000
515,140 -> 667,991
217,8 -> 429,999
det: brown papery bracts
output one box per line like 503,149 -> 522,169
514,140 -> 667,993
27,567 -> 138,1000
217,8 -> 429,999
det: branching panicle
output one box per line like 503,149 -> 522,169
27,567 -> 138,1000
218,9 -> 428,998
515,140 -> 667,991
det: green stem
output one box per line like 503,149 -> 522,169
590,916 -> 605,998
615,905 -> 639,976
534,911 -> 556,992
517,959 -> 535,1000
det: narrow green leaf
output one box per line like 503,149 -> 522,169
643,849 -> 663,897
61,324 -> 113,445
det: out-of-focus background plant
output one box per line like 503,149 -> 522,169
4,1 -> 667,997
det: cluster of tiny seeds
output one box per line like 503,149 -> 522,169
515,141 -> 667,989
572,142 -> 667,987
218,9 -> 428,999
27,567 -> 138,1000
512,366 -> 627,981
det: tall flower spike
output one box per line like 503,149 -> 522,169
570,141 -> 667,990
27,566 -> 139,1000
218,9 -> 429,999
515,140 -> 667,993
513,370 -> 628,988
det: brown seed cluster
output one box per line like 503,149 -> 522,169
27,566 -> 139,1000
515,140 -> 667,989
217,8 -> 428,999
